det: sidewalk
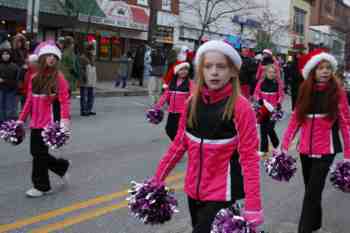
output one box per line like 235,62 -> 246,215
72,81 -> 148,98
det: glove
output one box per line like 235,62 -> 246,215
60,119 -> 70,132
243,210 -> 264,229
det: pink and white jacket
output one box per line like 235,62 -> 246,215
154,83 -> 262,212
18,72 -> 70,129
254,78 -> 284,108
282,85 -> 350,158
155,77 -> 194,113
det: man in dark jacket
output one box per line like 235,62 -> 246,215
0,43 -> 19,123
239,48 -> 258,99
148,45 -> 166,104
286,55 -> 303,110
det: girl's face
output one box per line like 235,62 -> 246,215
178,67 -> 189,79
1,51 -> 10,62
315,60 -> 333,83
266,67 -> 275,80
202,51 -> 234,90
46,55 -> 57,67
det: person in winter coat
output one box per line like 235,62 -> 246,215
79,45 -> 97,116
148,46 -> 166,105
153,40 -> 263,233
281,50 -> 350,233
17,43 -> 71,198
286,54 -> 304,110
60,36 -> 79,93
154,61 -> 194,140
254,65 -> 284,158
239,48 -> 258,99
0,46 -> 19,123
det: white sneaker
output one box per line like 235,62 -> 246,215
26,188 -> 52,197
61,160 -> 71,185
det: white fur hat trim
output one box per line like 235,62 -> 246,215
38,44 -> 62,60
302,53 -> 337,79
194,40 -> 242,69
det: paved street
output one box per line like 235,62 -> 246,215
0,96 -> 349,233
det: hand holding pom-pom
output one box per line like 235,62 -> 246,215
271,109 -> 284,122
211,207 -> 257,233
41,122 -> 71,150
146,108 -> 164,125
127,178 -> 178,225
330,160 -> 350,193
264,151 -> 297,182
0,120 -> 25,145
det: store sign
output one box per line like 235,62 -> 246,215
154,26 -> 174,44
79,0 -> 149,31
157,11 -> 178,27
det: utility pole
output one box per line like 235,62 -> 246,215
148,0 -> 157,45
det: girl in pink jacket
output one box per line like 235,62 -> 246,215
281,50 -> 350,233
254,65 -> 284,157
153,40 -> 263,233
17,44 -> 71,198
154,61 -> 194,140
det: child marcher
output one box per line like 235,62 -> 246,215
153,40 -> 263,233
17,43 -> 71,197
254,65 -> 284,158
281,49 -> 350,233
154,61 -> 193,140
0,44 -> 19,124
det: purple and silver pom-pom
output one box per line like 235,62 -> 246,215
41,122 -> 70,149
271,109 -> 284,122
211,208 -> 255,233
146,108 -> 164,125
0,120 -> 25,145
264,151 -> 297,182
330,161 -> 350,193
127,179 -> 178,225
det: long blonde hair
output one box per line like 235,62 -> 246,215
187,53 -> 241,128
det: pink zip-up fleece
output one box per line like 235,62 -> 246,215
254,77 -> 285,108
282,84 -> 350,159
18,72 -> 70,129
154,83 -> 262,212
155,77 -> 194,113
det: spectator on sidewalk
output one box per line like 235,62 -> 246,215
0,42 -> 19,123
79,45 -> 97,116
115,53 -> 132,89
148,45 -> 166,105
60,36 -> 79,94
132,45 -> 146,87
19,54 -> 38,108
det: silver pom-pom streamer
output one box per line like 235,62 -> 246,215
264,151 -> 297,182
41,122 -> 70,150
127,179 -> 178,225
0,120 -> 25,145
330,160 -> 350,193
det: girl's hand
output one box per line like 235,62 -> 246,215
243,210 -> 264,228
60,119 -> 70,132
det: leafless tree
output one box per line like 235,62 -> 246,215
180,0 -> 261,47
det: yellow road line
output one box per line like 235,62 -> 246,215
29,182 -> 184,233
0,172 -> 184,233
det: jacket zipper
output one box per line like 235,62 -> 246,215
196,137 -> 204,200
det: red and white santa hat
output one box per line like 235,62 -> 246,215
174,60 -> 190,74
299,49 -> 337,79
194,40 -> 242,69
263,49 -> 273,56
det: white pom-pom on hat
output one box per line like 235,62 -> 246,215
194,40 -> 242,69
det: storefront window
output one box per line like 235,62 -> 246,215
111,36 -> 123,61
99,36 -> 111,60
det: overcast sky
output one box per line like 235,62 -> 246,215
344,0 -> 350,6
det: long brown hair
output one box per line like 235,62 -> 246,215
187,53 -> 241,128
32,55 -> 59,95
296,69 -> 340,123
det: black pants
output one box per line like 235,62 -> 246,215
80,87 -> 95,114
165,112 -> 180,141
260,119 -> 279,152
30,129 -> 69,191
298,154 -> 335,233
188,197 -> 236,233
53,99 -> 60,122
